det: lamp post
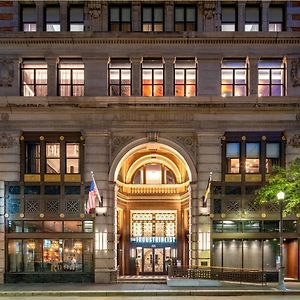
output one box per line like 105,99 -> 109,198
277,191 -> 286,291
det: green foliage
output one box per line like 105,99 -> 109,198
255,158 -> 300,215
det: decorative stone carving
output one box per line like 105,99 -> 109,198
204,2 -> 216,20
111,135 -> 135,157
0,132 -> 16,149
147,131 -> 159,142
0,60 -> 14,87
291,59 -> 300,87
89,1 -> 102,19
176,135 -> 197,158
288,134 -> 300,148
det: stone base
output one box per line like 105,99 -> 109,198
95,269 -> 118,284
167,278 -> 222,287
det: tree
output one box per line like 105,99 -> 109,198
255,158 -> 300,215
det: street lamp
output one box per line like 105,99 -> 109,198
277,191 -> 286,291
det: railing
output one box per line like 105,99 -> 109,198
168,266 -> 279,285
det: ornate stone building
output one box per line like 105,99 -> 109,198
0,0 -> 299,283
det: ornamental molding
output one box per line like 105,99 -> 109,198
288,134 -> 300,148
291,59 -> 300,87
0,132 -> 17,149
204,2 -> 216,20
146,131 -> 159,142
0,60 -> 14,87
88,1 -> 102,19
175,135 -> 197,160
111,135 -> 135,157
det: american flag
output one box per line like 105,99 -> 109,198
86,176 -> 101,214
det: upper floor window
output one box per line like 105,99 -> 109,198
245,142 -> 260,173
221,5 -> 236,31
108,59 -> 131,96
46,143 -> 60,174
174,58 -> 196,97
109,5 -> 131,32
69,5 -> 84,31
221,59 -> 248,97
258,58 -> 285,96
25,143 -> 40,174
174,6 -> 196,31
245,5 -> 260,31
21,5 -> 36,32
66,143 -> 80,174
46,5 -> 60,32
58,61 -> 84,96
226,142 -> 240,174
142,58 -> 164,96
21,61 -> 47,96
269,6 -> 284,32
142,6 -> 164,32
266,142 -> 281,173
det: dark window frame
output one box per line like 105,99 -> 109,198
20,4 -> 37,32
142,5 -> 164,32
174,5 -> 197,32
245,4 -> 261,32
45,5 -> 61,32
109,5 -> 132,32
68,4 -> 85,32
268,4 -> 285,32
221,4 -> 237,31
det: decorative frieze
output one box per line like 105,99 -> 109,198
291,59 -> 300,87
0,132 -> 16,149
88,1 -> 102,19
146,131 -> 159,142
0,60 -> 14,87
288,134 -> 300,148
203,2 -> 216,20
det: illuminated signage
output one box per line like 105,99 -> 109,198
130,237 -> 176,243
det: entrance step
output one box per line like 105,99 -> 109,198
118,275 -> 167,284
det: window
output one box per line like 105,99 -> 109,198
266,142 -> 280,173
221,5 -> 236,31
69,5 -> 84,31
21,5 -> 36,32
226,143 -> 240,173
142,6 -> 163,32
258,59 -> 285,96
221,59 -> 248,97
108,59 -> 131,96
21,62 -> 47,96
58,61 -> 84,96
46,6 -> 60,32
245,142 -> 260,173
269,6 -> 284,32
46,143 -> 60,174
25,142 -> 40,173
174,6 -> 196,31
142,58 -> 164,96
66,143 -> 80,174
174,58 -> 196,97
245,5 -> 260,31
109,6 -> 131,32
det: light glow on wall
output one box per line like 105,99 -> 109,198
198,232 -> 210,251
95,231 -> 108,251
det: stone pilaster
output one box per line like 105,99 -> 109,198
164,57 -> 174,96
237,1 -> 246,32
261,1 -> 271,32
131,57 -> 142,96
35,1 -> 44,32
165,2 -> 174,32
45,57 -> 57,97
132,2 -> 141,32
249,57 -> 259,96
60,1 -> 68,32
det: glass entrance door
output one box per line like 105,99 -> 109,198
142,247 -> 165,274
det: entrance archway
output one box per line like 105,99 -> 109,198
110,140 -> 196,276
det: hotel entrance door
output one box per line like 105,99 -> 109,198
143,248 -> 164,274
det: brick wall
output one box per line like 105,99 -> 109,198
0,1 -> 16,32
291,1 -> 300,31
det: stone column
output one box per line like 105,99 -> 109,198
132,2 -> 141,32
164,57 -> 174,96
249,57 -> 259,96
35,1 -> 44,32
101,3 -> 108,32
60,1 -> 68,32
197,57 -> 221,96
165,2 -> 174,32
237,1 -> 246,32
45,57 -> 57,97
131,57 -> 142,96
83,58 -> 108,96
261,1 -> 270,32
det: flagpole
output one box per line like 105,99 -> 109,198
91,171 -> 102,206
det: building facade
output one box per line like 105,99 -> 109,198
0,0 -> 299,283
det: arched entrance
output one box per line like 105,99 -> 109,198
110,140 -> 196,276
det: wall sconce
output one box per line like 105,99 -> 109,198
198,232 -> 211,251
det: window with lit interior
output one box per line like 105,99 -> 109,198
258,59 -> 285,96
46,6 -> 60,32
109,5 -> 131,31
245,142 -> 260,173
175,58 -> 197,97
21,61 -> 47,96
174,6 -> 196,31
46,143 -> 60,174
142,6 -> 164,32
266,142 -> 280,173
221,59 -> 248,97
108,59 -> 131,96
226,143 -> 240,174
66,143 -> 80,174
21,5 -> 36,32
69,5 -> 84,31
221,5 -> 236,31
142,58 -> 164,96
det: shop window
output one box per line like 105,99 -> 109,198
245,142 -> 260,173
221,59 -> 248,97
226,142 -> 240,173
7,186 -> 21,215
24,185 -> 40,195
23,239 -> 43,272
142,6 -> 164,32
58,61 -> 84,96
44,221 -> 63,232
174,6 -> 196,31
269,6 -> 284,32
142,58 -> 164,96
43,239 -> 63,272
46,6 -> 60,32
64,221 -> 83,232
175,58 -> 196,97
245,5 -> 260,31
21,62 -> 47,96
263,220 -> 279,232
221,5 -> 236,31
243,220 -> 262,232
222,220 -> 242,232
46,143 -> 60,174
25,142 -> 41,173
266,142 -> 280,173
66,143 -> 80,173
7,221 -> 23,233
83,240 -> 94,272
108,59 -> 131,96
83,221 -> 94,232
24,221 -> 43,233
212,221 -> 223,232
69,5 -> 84,31
8,240 -> 23,272
65,185 -> 81,195
21,5 -> 36,32
258,59 -> 285,96
109,5 -> 131,32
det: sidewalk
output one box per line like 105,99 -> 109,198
0,281 -> 299,297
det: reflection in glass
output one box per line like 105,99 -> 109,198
23,239 -> 43,272
44,221 -> 63,232
8,240 -> 23,272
